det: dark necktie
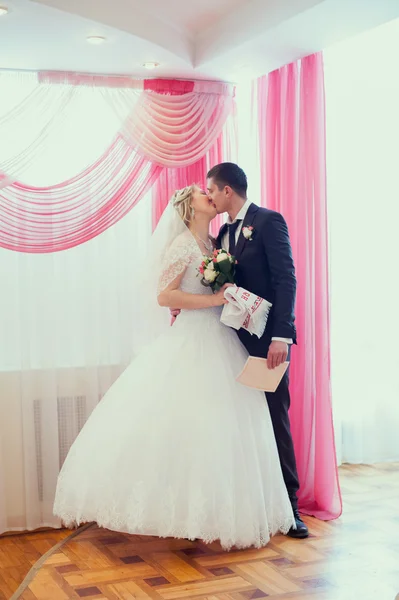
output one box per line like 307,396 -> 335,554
227,220 -> 241,255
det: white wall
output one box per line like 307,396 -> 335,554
325,19 -> 399,463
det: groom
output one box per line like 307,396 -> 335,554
208,163 -> 307,538
173,163 -> 308,539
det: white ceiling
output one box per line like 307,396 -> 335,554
0,0 -> 398,82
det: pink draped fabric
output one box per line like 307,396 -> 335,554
151,80 -> 233,234
0,135 -> 161,253
144,79 -> 195,95
0,74 -> 235,253
152,137 -> 226,236
257,53 -> 342,520
119,84 -> 234,168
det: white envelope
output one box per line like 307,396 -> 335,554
237,357 -> 289,393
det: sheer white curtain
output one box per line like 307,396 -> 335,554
235,83 -> 261,205
0,78 -> 152,533
325,18 -> 399,464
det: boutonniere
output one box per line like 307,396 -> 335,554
242,225 -> 254,241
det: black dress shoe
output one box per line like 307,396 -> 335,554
287,509 -> 309,539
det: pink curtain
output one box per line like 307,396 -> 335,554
151,137 -> 226,236
257,53 -> 341,520
150,80 -> 234,234
0,74 -> 235,253
0,136 -> 161,253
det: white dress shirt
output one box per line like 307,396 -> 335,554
221,200 -> 292,345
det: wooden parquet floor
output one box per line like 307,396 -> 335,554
1,464 -> 399,600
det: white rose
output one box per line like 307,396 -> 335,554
242,226 -> 254,240
207,261 -> 215,270
242,228 -> 250,239
216,252 -> 229,263
204,268 -> 217,282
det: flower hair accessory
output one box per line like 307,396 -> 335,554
170,186 -> 192,206
242,225 -> 254,241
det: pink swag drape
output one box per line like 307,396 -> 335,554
151,133 -> 228,236
0,74 -> 235,253
149,79 -> 235,234
257,53 -> 342,520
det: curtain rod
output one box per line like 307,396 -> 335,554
0,67 -> 236,86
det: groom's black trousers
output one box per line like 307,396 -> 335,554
265,369 -> 300,510
238,334 -> 300,510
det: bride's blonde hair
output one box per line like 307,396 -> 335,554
170,185 -> 197,226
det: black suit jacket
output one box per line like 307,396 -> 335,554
216,203 -> 297,358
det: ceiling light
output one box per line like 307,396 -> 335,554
86,36 -> 106,45
143,62 -> 160,70
0,6 -> 8,16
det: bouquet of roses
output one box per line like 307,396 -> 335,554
198,249 -> 236,292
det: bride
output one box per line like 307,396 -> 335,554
53,185 -> 295,550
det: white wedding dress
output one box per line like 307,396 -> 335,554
53,231 -> 295,550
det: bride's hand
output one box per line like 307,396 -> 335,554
212,283 -> 235,306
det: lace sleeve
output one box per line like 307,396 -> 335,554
157,232 -> 197,293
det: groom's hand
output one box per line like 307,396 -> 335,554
267,341 -> 288,369
170,308 -> 180,325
